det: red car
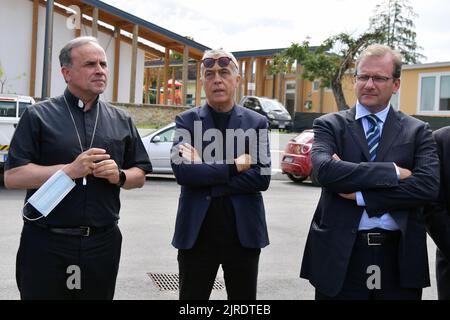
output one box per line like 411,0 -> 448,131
281,129 -> 315,183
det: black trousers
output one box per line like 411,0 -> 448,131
16,223 -> 122,300
436,248 -> 450,300
316,229 -> 422,300
178,244 -> 261,300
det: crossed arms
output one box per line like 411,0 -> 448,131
312,116 -> 440,216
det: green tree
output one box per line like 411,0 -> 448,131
0,61 -> 25,94
271,31 -> 383,111
369,0 -> 424,64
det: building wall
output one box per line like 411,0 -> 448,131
400,65 -> 450,115
113,103 -> 189,127
0,0 -> 144,103
0,0 -> 34,95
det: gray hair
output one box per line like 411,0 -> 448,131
59,36 -> 101,67
200,49 -> 240,79
356,44 -> 403,79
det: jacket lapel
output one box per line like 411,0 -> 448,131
346,107 -> 371,161
198,104 -> 215,132
376,107 -> 402,162
227,105 -> 243,130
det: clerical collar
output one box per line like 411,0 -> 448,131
64,88 -> 99,111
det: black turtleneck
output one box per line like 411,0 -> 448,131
195,105 -> 240,247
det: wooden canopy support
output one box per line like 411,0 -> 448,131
181,45 -> 189,105
129,24 -> 138,103
29,0 -> 39,97
163,48 -> 169,105
112,26 -> 120,102
195,61 -> 202,106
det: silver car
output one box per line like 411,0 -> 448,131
141,122 -> 176,174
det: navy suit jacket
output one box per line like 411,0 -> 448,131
300,106 -> 440,297
171,104 -> 271,249
425,127 -> 450,257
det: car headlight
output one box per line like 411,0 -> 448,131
267,113 -> 275,120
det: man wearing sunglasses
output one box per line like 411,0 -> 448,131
301,44 -> 439,299
171,49 -> 271,300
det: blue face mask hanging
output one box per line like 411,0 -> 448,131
23,169 -> 76,221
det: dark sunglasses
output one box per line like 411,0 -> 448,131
201,56 -> 235,69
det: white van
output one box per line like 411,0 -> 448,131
0,94 -> 35,177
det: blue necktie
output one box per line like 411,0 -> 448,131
366,114 -> 380,161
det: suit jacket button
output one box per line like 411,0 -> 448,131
351,228 -> 357,234
206,196 -> 211,201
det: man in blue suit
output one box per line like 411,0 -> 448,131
301,44 -> 440,299
171,49 -> 271,300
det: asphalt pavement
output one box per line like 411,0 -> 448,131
0,178 -> 438,300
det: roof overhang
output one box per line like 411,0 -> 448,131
45,0 -> 210,60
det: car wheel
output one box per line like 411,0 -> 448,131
287,173 -> 307,183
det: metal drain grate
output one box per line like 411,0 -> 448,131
148,273 -> 225,291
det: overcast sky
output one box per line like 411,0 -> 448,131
103,0 -> 449,63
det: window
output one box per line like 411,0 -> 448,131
155,128 -> 175,143
0,101 -> 16,117
419,73 -> 450,113
19,102 -> 32,117
286,83 -> 296,91
312,80 -> 320,91
312,80 -> 331,92
244,98 -> 258,110
420,76 -> 435,111
440,76 -> 450,111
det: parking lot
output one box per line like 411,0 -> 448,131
0,175 -> 438,300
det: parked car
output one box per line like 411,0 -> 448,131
281,129 -> 316,183
239,96 -> 293,131
0,94 -> 35,179
141,122 -> 176,174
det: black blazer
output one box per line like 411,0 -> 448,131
425,127 -> 450,257
300,106 -> 440,297
171,104 -> 271,249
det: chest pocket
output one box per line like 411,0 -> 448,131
95,135 -> 127,166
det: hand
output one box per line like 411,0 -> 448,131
398,167 -> 412,180
92,159 -> 120,184
332,153 -> 341,161
179,143 -> 201,163
63,148 -> 110,179
339,193 -> 356,201
235,154 -> 252,173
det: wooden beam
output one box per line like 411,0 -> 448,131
295,63 -> 304,112
74,4 -> 82,37
181,45 -> 189,105
237,60 -> 243,102
255,58 -> 265,97
163,48 -> 169,105
171,67 -> 176,105
29,0 -> 39,97
143,68 -> 149,104
195,61 -> 202,106
91,7 -> 98,37
244,59 -> 253,96
112,26 -> 120,102
129,24 -> 138,103
156,67 -> 161,104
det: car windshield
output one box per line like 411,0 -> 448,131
294,131 -> 314,144
19,102 -> 32,117
260,98 -> 287,113
0,100 -> 17,117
